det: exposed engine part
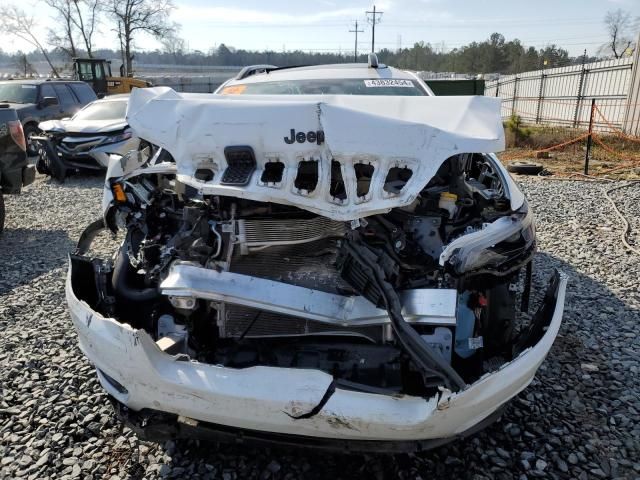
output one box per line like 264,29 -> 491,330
221,305 -> 384,342
406,216 -> 443,258
454,291 -> 480,359
421,327 -> 454,363
336,230 -> 466,390
236,216 -> 347,255
156,314 -> 188,354
229,239 -> 348,293
91,152 -> 535,396
160,263 -> 458,328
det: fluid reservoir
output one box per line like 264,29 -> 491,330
455,291 -> 477,359
439,192 -> 458,218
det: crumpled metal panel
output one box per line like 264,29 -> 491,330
125,87 -> 505,221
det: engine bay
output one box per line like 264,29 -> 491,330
72,152 -> 537,397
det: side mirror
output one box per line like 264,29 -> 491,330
40,96 -> 59,108
97,93 -> 106,99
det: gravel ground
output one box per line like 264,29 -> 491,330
1,173 -> 639,480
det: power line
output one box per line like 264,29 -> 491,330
280,36 -> 609,47
193,17 -> 602,29
349,20 -> 364,62
366,5 -> 383,53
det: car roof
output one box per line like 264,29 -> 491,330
94,94 -> 129,102
227,63 -> 420,85
0,79 -> 88,85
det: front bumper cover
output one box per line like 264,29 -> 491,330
110,395 -> 507,453
34,136 -> 139,181
66,260 -> 566,449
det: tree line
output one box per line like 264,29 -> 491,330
0,1 -> 637,77
0,36 -> 597,77
0,0 -> 174,77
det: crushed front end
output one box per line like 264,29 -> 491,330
66,90 -> 566,451
34,125 -> 138,181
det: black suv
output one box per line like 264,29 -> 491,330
0,106 -> 35,234
0,80 -> 97,153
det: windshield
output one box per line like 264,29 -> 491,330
221,78 -> 427,96
0,83 -> 38,103
73,100 -> 127,121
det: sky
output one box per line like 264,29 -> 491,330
1,0 -> 639,57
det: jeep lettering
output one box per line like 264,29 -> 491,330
284,128 -> 325,145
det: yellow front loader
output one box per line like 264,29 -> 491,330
73,58 -> 152,96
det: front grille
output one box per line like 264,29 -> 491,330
60,135 -> 107,154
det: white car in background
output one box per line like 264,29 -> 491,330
37,94 -> 139,180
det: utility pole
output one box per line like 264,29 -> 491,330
366,5 -> 384,53
349,20 -> 364,62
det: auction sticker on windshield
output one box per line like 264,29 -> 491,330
364,79 -> 414,87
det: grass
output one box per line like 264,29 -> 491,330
501,120 -> 640,179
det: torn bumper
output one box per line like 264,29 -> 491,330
66,264 -> 566,446
35,135 -> 139,175
87,137 -> 140,168
110,396 -> 508,453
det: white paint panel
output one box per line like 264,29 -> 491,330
125,87 -> 505,221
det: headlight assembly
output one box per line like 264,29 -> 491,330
439,203 -> 535,275
101,130 -> 133,146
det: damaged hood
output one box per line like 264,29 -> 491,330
39,118 -> 128,134
126,87 -> 505,221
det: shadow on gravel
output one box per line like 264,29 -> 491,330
0,227 -> 74,295
43,170 -> 104,190
109,251 -> 638,479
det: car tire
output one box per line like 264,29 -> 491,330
506,161 -> 544,175
0,192 -> 5,236
23,123 -> 41,156
36,150 -> 52,176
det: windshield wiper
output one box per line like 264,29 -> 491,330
0,100 -> 24,104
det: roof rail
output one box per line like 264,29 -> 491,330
235,64 -> 278,80
368,53 -> 379,68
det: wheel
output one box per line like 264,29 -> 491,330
23,123 -> 41,156
0,193 -> 5,236
506,161 -> 544,175
36,144 -> 52,175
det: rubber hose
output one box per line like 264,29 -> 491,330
111,245 -> 160,303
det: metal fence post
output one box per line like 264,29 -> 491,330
573,50 -> 587,128
495,81 -> 500,97
535,70 -> 546,124
584,99 -> 596,175
622,32 -> 640,135
512,76 -> 519,117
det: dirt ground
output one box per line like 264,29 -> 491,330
500,128 -> 640,180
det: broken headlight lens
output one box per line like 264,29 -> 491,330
101,130 -> 133,146
440,203 -> 535,275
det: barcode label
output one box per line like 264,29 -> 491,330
364,79 -> 414,88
